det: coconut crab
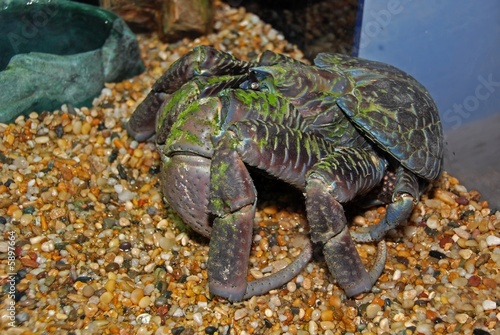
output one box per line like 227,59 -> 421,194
127,46 -> 443,301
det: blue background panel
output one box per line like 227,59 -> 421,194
355,0 -> 500,207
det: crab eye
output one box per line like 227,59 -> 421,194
250,82 -> 259,90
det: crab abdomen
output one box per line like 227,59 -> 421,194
315,53 -> 443,180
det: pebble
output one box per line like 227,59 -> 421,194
366,303 -> 382,319
0,2 -> 498,334
482,300 -> 497,310
105,262 -> 120,272
286,281 -> 297,293
82,285 -> 95,297
129,288 -> 144,304
16,311 -> 30,323
426,215 -> 439,229
302,277 -> 312,290
158,236 -> 176,250
104,279 -> 116,292
311,309 -> 321,321
451,277 -> 468,287
455,313 -> 469,324
234,308 -> 248,320
458,249 -> 473,259
119,241 -> 132,250
99,292 -> 113,305
486,235 -> 500,246
193,312 -> 203,325
138,296 -> 152,308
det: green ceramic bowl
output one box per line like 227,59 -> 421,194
0,0 -> 145,123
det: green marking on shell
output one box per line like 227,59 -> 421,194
165,100 -> 204,148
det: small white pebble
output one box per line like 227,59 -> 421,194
486,235 -> 500,246
308,320 -> 318,335
136,313 -> 152,324
55,313 -> 68,320
393,269 -> 402,280
379,318 -> 390,331
101,88 -> 112,96
119,217 -> 131,227
271,259 -> 289,272
144,263 -> 156,273
250,269 -> 263,279
104,117 -> 116,129
113,255 -> 124,265
118,189 -> 137,202
192,312 -> 203,325
311,309 -> 321,321
41,240 -> 55,252
141,215 -> 153,225
482,299 -> 497,310
144,283 -> 155,296
422,274 -> 437,285
172,308 -> 184,317
269,295 -> 281,307
416,322 -> 433,335
114,184 -> 123,193
30,236 -> 45,244
426,215 -> 439,229
130,140 -> 139,149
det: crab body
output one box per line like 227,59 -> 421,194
127,46 -> 443,301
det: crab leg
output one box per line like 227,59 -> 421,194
207,138 -> 257,301
351,165 -> 420,242
127,46 -> 252,141
207,119 -> 331,301
305,148 -> 388,296
207,136 -> 313,301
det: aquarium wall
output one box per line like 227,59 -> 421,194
355,0 -> 500,207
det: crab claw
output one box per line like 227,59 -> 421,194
323,227 -> 387,296
127,45 -> 253,142
306,177 -> 388,297
207,132 -> 314,301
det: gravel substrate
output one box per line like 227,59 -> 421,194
1,1 -> 499,334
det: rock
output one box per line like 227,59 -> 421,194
162,0 -> 213,42
482,299 -> 496,310
100,0 -> 163,32
0,0 -> 144,123
486,235 -> 500,246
